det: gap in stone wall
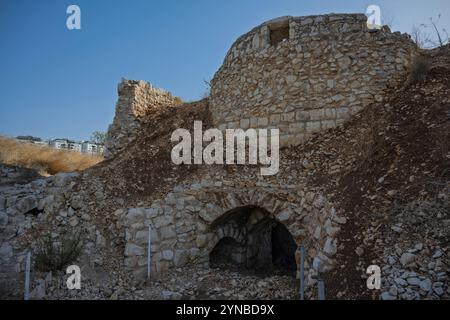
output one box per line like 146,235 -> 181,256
269,21 -> 290,46
209,206 -> 297,277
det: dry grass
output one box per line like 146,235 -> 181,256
0,136 -> 103,175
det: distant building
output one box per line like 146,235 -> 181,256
18,137 -> 103,155
49,138 -> 70,150
81,141 -> 104,155
33,140 -> 48,147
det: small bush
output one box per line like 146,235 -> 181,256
408,56 -> 431,83
174,97 -> 183,105
34,231 -> 83,272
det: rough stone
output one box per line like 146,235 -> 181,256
400,253 -> 416,266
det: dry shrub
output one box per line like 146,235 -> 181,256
173,96 -> 183,105
34,231 -> 83,272
408,56 -> 432,84
0,136 -> 103,175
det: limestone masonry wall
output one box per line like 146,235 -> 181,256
122,180 -> 345,285
210,14 -> 418,146
104,80 -> 179,158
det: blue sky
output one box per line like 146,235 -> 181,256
0,0 -> 449,141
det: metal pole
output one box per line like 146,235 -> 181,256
299,245 -> 305,300
24,251 -> 31,300
318,279 -> 326,300
147,225 -> 151,280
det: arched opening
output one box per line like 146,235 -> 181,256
209,206 -> 297,277
271,223 -> 297,273
209,237 -> 246,269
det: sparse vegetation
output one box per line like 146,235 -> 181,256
407,56 -> 432,84
90,131 -> 106,146
412,14 -> 449,49
173,96 -> 183,105
34,231 -> 83,273
0,136 -> 103,175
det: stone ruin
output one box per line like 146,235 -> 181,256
0,13 -> 420,298
104,80 -> 181,159
210,14 -> 416,146
122,183 -> 341,279
106,14 -> 417,280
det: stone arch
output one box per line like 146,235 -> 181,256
206,204 -> 299,276
198,189 -> 304,249
123,182 -> 343,281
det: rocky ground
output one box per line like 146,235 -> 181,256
25,265 -> 297,300
317,47 -> 450,299
0,164 -> 42,187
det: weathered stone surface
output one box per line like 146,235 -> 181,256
104,80 -> 181,158
173,249 -> 190,266
0,243 -> 13,260
125,244 -> 145,256
162,250 -> 174,261
323,237 -> 337,256
400,253 -> 416,266
210,14 -> 417,147
0,211 -> 8,227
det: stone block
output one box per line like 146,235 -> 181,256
162,250 -> 174,261
269,114 -> 281,124
336,107 -> 350,119
257,117 -> 269,127
173,249 -> 190,266
321,120 -> 336,129
240,118 -> 250,129
309,109 -> 325,121
324,108 -> 336,119
282,112 -> 295,122
296,111 -> 310,121
125,243 -> 145,256
305,121 -> 321,132
160,226 -> 176,240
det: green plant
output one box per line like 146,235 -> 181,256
34,231 -> 83,272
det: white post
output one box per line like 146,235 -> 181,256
299,245 -> 305,300
147,225 -> 151,280
24,252 -> 31,300
318,280 -> 326,300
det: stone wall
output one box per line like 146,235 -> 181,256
210,14 -> 418,146
123,180 -> 346,286
104,79 -> 180,158
0,170 -> 87,297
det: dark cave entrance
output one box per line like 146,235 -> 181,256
209,206 -> 297,277
271,223 -> 298,273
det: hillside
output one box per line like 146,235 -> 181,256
0,44 -> 448,300
66,47 -> 449,299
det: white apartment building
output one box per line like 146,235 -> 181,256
81,141 -> 104,154
48,138 -> 102,155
